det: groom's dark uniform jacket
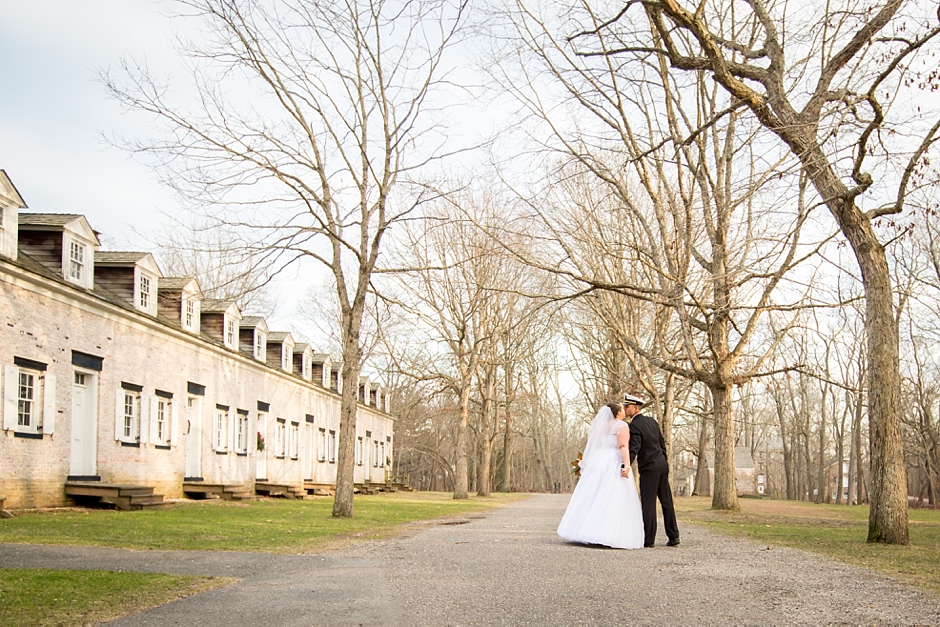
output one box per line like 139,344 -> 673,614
628,414 -> 669,473
629,413 -> 679,547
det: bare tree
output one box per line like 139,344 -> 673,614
569,0 -> 940,544
485,0 -> 841,509
384,195 -> 503,499
155,219 -> 279,315
105,0 -> 465,516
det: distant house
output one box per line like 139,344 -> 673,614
699,446 -> 758,496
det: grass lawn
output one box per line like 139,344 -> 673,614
0,568 -> 232,625
676,496 -> 940,596
0,491 -> 525,553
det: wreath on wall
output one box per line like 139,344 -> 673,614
257,431 -> 265,452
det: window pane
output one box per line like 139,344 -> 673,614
70,242 -> 84,280
124,392 -> 136,439
139,275 -> 150,308
17,371 -> 34,427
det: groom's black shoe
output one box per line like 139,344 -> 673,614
643,543 -> 654,548
666,538 -> 680,547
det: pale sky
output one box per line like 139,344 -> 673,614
0,1 -> 337,339
0,1 -> 184,248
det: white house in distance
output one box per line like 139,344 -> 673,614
0,169 -> 394,509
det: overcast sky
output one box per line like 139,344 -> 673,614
0,1 -> 341,339
0,1 -> 186,249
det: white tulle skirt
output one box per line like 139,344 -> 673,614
557,448 -> 645,549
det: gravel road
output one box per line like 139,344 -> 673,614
1,493 -> 937,625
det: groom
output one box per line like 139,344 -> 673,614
624,393 -> 680,548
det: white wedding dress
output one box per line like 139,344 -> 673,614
557,412 -> 645,549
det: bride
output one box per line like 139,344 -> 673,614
557,402 -> 645,549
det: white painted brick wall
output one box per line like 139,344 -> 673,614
0,262 -> 393,508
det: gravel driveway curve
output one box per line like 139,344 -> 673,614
1,493 -> 938,624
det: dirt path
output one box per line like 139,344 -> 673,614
1,494 -> 937,624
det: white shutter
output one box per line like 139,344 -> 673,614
61,231 -> 71,280
4,365 -> 19,431
42,373 -> 56,434
150,396 -> 160,444
229,409 -> 236,451
139,394 -> 150,444
247,413 -> 254,455
170,399 -> 180,445
115,388 -> 124,440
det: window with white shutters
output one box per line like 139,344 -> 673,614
214,405 -> 229,452
275,419 -> 286,458
3,359 -> 55,436
289,422 -> 299,459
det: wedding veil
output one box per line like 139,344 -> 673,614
578,405 -> 618,474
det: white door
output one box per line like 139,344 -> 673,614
255,412 -> 267,480
185,396 -> 202,479
304,423 -> 313,481
69,370 -> 97,476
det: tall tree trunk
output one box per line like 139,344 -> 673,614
859,239 -> 908,542
836,435 -> 845,506
854,386 -> 868,504
662,374 -> 676,484
774,389 -> 795,500
711,383 -> 739,510
453,383 -> 472,500
803,426 -> 813,502
848,395 -> 857,505
816,396 -> 828,504
693,412 -> 710,496
776,138 -> 907,540
333,318 -> 364,517
499,413 -> 512,492
478,438 -> 493,496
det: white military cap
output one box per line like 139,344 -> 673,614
623,393 -> 647,406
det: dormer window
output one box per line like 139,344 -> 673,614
254,331 -> 265,360
69,240 -> 85,281
185,298 -> 195,328
281,346 -> 290,371
302,355 -> 311,379
226,318 -> 236,347
138,274 -> 151,309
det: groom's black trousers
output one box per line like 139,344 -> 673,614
638,467 -> 679,546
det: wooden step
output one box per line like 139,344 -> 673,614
129,494 -> 164,506
185,483 -> 251,500
66,482 -> 164,511
303,482 -> 335,496
66,483 -> 154,499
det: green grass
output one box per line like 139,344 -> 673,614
0,568 -> 232,625
676,496 -> 940,595
0,492 -> 525,553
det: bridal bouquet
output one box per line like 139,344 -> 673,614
571,452 -> 582,477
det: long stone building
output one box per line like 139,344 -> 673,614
0,170 -> 393,509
